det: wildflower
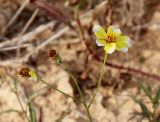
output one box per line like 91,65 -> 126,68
48,49 -> 62,64
19,67 -> 37,81
93,25 -> 132,54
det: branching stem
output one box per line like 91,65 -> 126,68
88,53 -> 107,108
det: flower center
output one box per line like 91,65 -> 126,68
105,34 -> 116,43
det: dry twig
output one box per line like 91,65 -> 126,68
17,9 -> 39,57
2,0 -> 30,33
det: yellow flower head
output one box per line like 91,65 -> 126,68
93,25 -> 132,54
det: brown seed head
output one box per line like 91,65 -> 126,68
19,67 -> 31,77
48,49 -> 58,60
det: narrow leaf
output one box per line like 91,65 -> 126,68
154,88 -> 160,104
28,100 -> 36,122
138,81 -> 153,101
133,98 -> 152,119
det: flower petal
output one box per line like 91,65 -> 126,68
29,70 -> 37,82
116,36 -> 131,50
107,25 -> 121,35
126,36 -> 132,47
93,25 -> 106,39
96,39 -> 107,46
104,43 -> 116,54
120,47 -> 128,52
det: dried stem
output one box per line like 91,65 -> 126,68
2,0 -> 30,33
17,9 -> 39,57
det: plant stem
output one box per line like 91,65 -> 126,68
14,90 -> 30,122
0,109 -> 21,115
15,91 -> 25,112
39,78 -> 82,103
88,53 -> 107,108
61,64 -> 92,122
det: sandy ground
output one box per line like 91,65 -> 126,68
0,0 -> 160,122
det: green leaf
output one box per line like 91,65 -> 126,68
28,100 -> 36,122
133,98 -> 152,119
137,81 -> 153,101
154,88 -> 160,104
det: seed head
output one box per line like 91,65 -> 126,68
19,67 -> 31,77
48,49 -> 62,64
48,49 -> 58,60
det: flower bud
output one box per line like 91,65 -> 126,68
48,49 -> 62,64
48,49 -> 57,60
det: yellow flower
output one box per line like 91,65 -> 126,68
93,25 -> 132,54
